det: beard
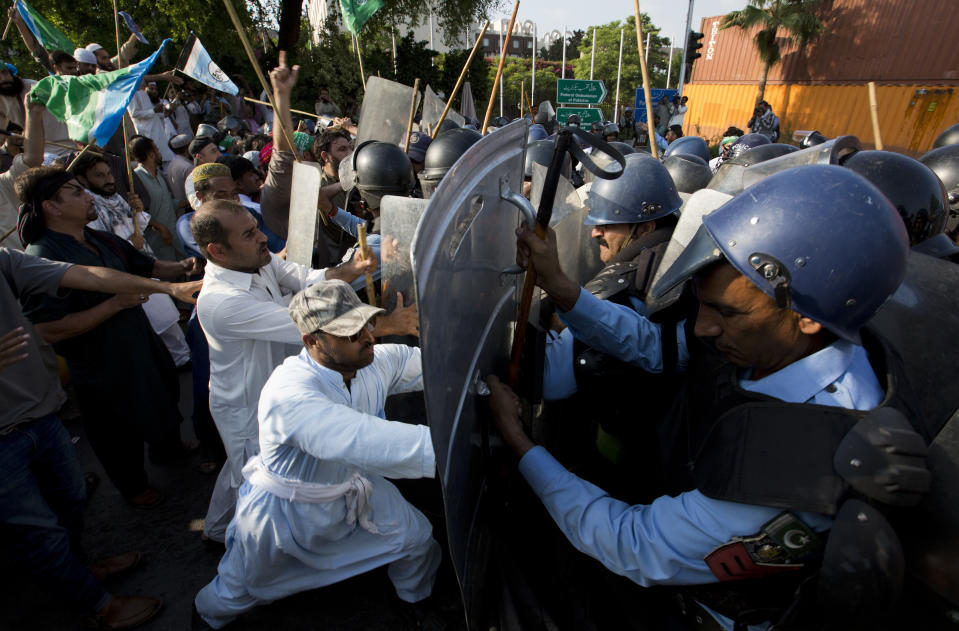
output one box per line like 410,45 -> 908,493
0,76 -> 24,97
89,182 -> 117,197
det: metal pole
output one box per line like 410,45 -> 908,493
615,27 -> 623,124
498,30 -> 504,117
561,25 -> 567,79
531,23 -> 536,108
666,38 -> 673,89
390,21 -> 398,77
590,27 -> 596,80
677,0 -> 695,95
429,12 -> 434,66
645,32 -> 650,62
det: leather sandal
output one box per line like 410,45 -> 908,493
82,595 -> 162,630
90,551 -> 142,583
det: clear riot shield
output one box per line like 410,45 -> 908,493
285,161 -> 324,267
708,135 -> 861,196
535,164 -> 601,287
421,84 -> 465,134
411,119 -> 529,624
645,189 -> 734,313
356,76 -> 421,147
379,195 -> 428,313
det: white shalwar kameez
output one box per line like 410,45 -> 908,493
194,345 -> 441,629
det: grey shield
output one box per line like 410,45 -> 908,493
285,161 -> 324,267
645,188 -> 734,312
537,166 -> 600,287
411,119 -> 529,620
421,84 -> 465,134
379,195 -> 428,313
356,76 -> 422,147
708,135 -> 862,196
869,251 -> 959,608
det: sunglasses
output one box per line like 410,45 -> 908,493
315,320 -> 376,343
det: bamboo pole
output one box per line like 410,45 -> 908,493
220,0 -> 298,162
434,20 -> 488,133
524,88 -> 533,118
868,81 -> 883,150
357,223 -> 377,307
353,33 -> 366,92
2,18 -> 11,40
0,224 -> 15,244
112,0 -> 139,234
66,143 -> 97,171
482,1 -> 520,135
632,0 -> 658,158
403,78 -> 420,152
244,96 -> 322,120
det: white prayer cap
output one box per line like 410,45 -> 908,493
73,48 -> 97,65
85,43 -> 104,53
41,152 -> 60,166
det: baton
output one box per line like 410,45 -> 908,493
508,129 -> 573,387
357,222 -> 377,308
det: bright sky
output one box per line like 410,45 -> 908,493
486,0 -> 746,47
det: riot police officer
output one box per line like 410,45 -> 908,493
497,164 -> 932,630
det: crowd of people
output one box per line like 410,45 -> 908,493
1,21 -> 959,631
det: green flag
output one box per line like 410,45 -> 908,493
15,0 -> 74,53
338,0 -> 384,34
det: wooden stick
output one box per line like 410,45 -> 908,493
353,33 -> 366,93
0,224 -> 16,244
2,18 -> 11,40
356,223 -> 377,307
220,0 -> 298,162
403,78 -> 420,152
632,0 -> 658,158
524,88 -> 533,118
112,0 -> 139,234
868,81 -> 883,151
435,20 -> 488,134
482,2 -> 519,135
244,96 -> 322,120
66,143 -> 97,171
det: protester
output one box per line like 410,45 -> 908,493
130,136 -> 185,260
665,124 -> 684,145
193,280 -> 442,629
185,135 -> 222,210
17,166 -> 201,507
166,133 -> 194,208
73,47 -> 97,75
128,83 -> 176,165
314,86 -> 342,117
1,247 -> 200,630
668,95 -> 689,129
49,50 -> 77,76
0,97 -> 45,249
86,39 -> 138,73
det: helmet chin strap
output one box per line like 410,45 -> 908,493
615,222 -> 642,258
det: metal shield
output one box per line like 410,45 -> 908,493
645,188 -> 734,312
542,167 -> 601,287
379,195 -> 428,313
285,161 -> 324,267
356,76 -> 422,147
708,135 -> 861,196
411,119 -> 529,621
421,84 -> 465,134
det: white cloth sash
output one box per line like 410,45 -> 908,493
242,456 -> 378,534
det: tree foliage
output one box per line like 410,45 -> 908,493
538,29 -> 584,62
721,0 -> 825,103
489,56 -> 565,119
570,15 -> 671,111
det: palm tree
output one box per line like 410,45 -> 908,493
721,0 -> 825,105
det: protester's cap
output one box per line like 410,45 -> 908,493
218,134 -> 237,151
189,136 -> 217,158
42,153 -> 60,166
191,162 -> 231,185
73,48 -> 97,65
85,43 -> 104,53
169,134 -> 193,151
293,131 -> 315,154
1,63 -> 17,76
720,136 -> 739,147
288,280 -> 384,336
217,155 -> 256,180
242,150 -> 261,168
258,142 -> 273,166
147,81 -> 157,87
405,132 -> 431,162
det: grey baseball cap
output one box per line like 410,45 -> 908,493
288,280 -> 384,336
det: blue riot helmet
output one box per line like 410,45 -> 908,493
662,135 -> 710,163
566,113 -> 581,128
663,153 -> 712,194
584,153 -> 683,225
737,143 -> 799,165
524,138 -> 571,179
652,165 -> 910,343
528,124 -> 548,142
844,150 -> 948,245
608,141 -> 635,156
919,144 -> 959,213
727,133 -> 771,159
933,122 -> 959,149
800,131 -> 827,149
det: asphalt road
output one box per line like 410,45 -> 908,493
0,372 -> 464,631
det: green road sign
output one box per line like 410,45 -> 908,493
557,79 -> 607,105
556,107 -> 603,126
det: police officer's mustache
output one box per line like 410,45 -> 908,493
595,237 -> 609,249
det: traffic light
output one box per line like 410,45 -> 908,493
685,31 -> 704,82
